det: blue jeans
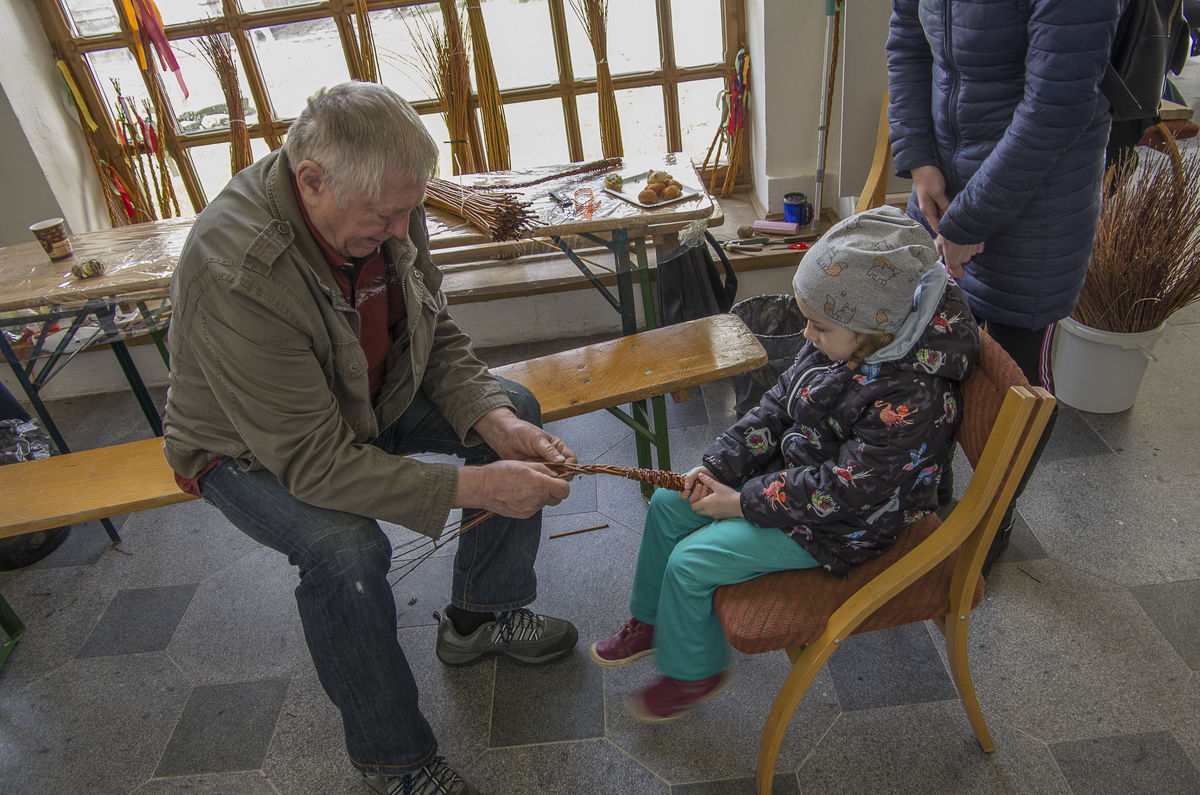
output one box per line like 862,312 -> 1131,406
630,488 -> 819,681
200,378 -> 543,775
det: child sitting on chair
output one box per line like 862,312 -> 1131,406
591,205 -> 980,721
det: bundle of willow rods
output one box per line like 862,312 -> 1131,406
389,462 -> 686,583
407,6 -> 483,174
570,0 -> 622,157
466,0 -> 510,171
426,178 -> 539,241
352,0 -> 380,82
1073,128 -> 1200,333
498,156 -> 622,188
195,32 -> 252,176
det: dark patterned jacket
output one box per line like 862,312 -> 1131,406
702,275 -> 979,577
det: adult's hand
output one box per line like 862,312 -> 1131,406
454,460 -> 569,518
936,234 -> 985,279
473,407 -> 576,466
910,165 -> 950,234
690,470 -> 744,520
679,465 -> 714,502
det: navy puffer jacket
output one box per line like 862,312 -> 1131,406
887,0 -> 1122,328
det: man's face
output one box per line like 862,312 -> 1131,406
296,161 -> 427,260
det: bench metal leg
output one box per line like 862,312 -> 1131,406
0,592 -> 25,670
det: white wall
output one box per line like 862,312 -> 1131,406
0,0 -> 108,237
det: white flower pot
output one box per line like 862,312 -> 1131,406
1051,316 -> 1165,413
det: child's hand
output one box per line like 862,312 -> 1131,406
690,470 -> 744,520
680,466 -> 713,501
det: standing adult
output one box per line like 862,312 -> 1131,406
887,0 -> 1122,568
163,81 -> 577,794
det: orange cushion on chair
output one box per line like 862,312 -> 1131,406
714,514 -> 985,654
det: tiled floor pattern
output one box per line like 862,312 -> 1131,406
2,303 -> 1200,793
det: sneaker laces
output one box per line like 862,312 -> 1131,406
490,608 -> 543,644
387,756 -> 463,795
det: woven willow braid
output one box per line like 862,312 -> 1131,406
547,462 -> 685,491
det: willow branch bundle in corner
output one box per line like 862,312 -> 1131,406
352,0 -> 380,82
1073,129 -> 1200,334
466,0 -> 509,171
406,7 -> 483,174
195,32 -> 252,176
570,0 -> 622,157
426,179 -> 538,241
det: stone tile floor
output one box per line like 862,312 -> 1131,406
2,301 -> 1200,794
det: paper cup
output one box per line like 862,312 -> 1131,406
29,217 -> 73,260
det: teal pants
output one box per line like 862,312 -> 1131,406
630,488 -> 820,681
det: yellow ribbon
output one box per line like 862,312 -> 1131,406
121,0 -> 146,69
55,60 -> 98,132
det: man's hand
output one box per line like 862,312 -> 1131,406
936,235 -> 985,279
910,165 -> 950,234
473,407 -> 576,466
454,460 -> 569,518
690,470 -> 745,520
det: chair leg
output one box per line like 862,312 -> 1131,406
757,643 -> 835,794
938,614 -> 995,752
0,591 -> 25,670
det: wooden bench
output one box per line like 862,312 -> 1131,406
0,313 -> 766,541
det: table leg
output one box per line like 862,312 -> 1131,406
93,301 -> 163,437
0,591 -> 25,670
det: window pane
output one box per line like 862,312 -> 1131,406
503,99 -> 568,170
61,0 -> 120,37
249,19 -> 351,120
168,37 -> 259,135
670,0 -> 724,68
238,0 -> 322,14
86,48 -> 153,131
606,0 -> 660,75
419,112 -> 452,178
370,5 -> 441,105
188,138 -> 272,204
564,3 -> 594,80
678,78 -> 725,160
577,86 -> 666,164
152,0 -> 217,27
474,0 -> 557,91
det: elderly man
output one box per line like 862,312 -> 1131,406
163,81 -> 576,794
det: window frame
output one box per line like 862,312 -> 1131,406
31,0 -> 746,213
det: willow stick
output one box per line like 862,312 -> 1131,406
466,0 -> 509,171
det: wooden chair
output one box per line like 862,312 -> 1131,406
713,332 -> 1056,794
854,91 -> 892,214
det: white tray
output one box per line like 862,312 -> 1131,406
602,170 -> 701,209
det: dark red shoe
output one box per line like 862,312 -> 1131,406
630,671 -> 731,722
589,617 -> 655,667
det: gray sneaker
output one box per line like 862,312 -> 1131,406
435,606 -> 578,666
362,756 -> 478,795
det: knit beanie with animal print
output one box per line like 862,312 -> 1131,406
791,205 -> 938,335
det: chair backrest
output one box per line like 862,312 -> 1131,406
714,330 -> 1056,653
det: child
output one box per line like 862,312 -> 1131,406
591,205 -> 980,721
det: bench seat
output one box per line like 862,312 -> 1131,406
0,314 -> 766,540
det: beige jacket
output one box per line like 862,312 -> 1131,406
163,148 -> 512,538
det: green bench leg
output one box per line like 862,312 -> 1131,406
0,592 -> 25,670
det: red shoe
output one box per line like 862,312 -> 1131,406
589,617 -> 655,667
630,671 -> 731,722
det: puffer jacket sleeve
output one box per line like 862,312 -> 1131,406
886,0 -> 939,177
938,0 -> 1121,245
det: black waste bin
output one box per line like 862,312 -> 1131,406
731,294 -> 808,416
0,384 -> 71,569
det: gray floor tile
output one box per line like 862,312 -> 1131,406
78,582 -> 198,657
0,653 -> 190,794
826,623 -> 957,711
155,678 -> 291,777
1173,677 -> 1200,773
1050,731 -> 1200,795
967,559 -> 1192,742
798,701 -> 1069,794
133,771 -> 279,794
491,653 -> 604,746
1038,405 -> 1113,462
672,775 -> 800,794
1129,578 -> 1200,670
466,738 -> 669,794
22,518 -> 121,569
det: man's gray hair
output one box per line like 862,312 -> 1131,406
287,81 -> 438,206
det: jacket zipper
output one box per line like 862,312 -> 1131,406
943,0 -> 961,189
785,362 -> 841,416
